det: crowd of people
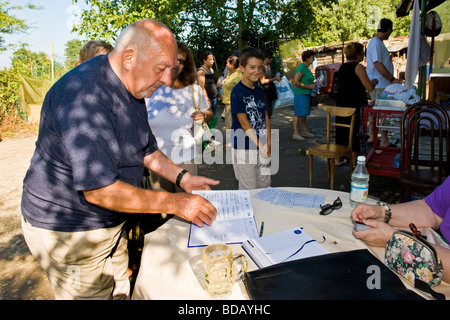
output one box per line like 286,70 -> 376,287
19,18 -> 450,300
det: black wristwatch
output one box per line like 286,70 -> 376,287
176,169 -> 188,188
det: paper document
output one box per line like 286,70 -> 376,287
242,226 -> 329,268
253,187 -> 325,208
187,190 -> 259,247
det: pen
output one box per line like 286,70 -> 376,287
259,221 -> 264,237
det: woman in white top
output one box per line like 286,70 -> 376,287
146,41 -> 213,192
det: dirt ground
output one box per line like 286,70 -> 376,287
0,95 -> 401,300
0,135 -> 54,300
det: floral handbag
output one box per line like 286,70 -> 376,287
385,223 -> 445,300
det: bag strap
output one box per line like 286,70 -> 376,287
192,84 -> 201,112
409,223 -> 442,267
409,223 -> 422,238
415,279 -> 446,300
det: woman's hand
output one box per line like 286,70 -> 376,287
351,203 -> 384,223
351,203 -> 395,247
352,219 -> 396,247
191,111 -> 206,123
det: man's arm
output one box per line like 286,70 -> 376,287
236,113 -> 270,157
83,149 -> 219,226
143,149 -> 219,193
373,61 -> 402,84
265,110 -> 271,157
84,181 -> 217,227
197,69 -> 211,107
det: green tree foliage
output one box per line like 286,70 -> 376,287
0,1 -> 40,51
0,45 -> 63,123
64,39 -> 83,70
10,45 -> 52,79
1,45 -> 70,123
0,68 -> 21,122
0,1 -> 41,123
434,0 -> 450,34
305,0 -> 412,46
73,0 -> 335,62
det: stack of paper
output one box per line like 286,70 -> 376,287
187,190 -> 259,247
252,187 -> 325,208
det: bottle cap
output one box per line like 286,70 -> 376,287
357,155 -> 366,162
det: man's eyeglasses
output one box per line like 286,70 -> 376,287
177,58 -> 186,65
319,197 -> 342,215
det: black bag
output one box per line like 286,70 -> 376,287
263,82 -> 278,103
310,95 -> 319,107
243,249 -> 424,300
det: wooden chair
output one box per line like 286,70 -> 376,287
308,106 -> 356,189
399,101 -> 450,202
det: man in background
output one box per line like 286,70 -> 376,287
366,18 -> 402,147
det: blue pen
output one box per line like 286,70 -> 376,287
259,221 -> 264,237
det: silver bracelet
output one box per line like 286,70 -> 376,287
377,201 -> 392,224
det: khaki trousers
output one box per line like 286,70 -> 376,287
232,148 -> 271,190
224,104 -> 232,130
22,218 -> 129,300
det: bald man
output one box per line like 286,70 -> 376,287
21,19 -> 219,300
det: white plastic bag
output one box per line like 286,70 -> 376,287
273,76 -> 294,109
380,84 -> 420,105
192,84 -> 211,144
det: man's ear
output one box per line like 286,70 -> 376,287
121,48 -> 135,71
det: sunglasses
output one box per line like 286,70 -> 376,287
319,197 -> 342,215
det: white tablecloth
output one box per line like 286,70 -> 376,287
131,187 -> 450,300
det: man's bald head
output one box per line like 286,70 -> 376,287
114,19 -> 176,59
109,19 -> 178,99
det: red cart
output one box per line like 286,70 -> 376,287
362,104 -> 406,177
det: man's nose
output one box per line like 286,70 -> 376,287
161,67 -> 173,86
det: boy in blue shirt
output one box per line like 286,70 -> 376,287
231,47 -> 272,190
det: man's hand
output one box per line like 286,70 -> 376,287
171,193 -> 218,227
179,172 -> 220,193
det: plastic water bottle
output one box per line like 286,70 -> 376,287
350,156 -> 370,208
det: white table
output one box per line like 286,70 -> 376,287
131,187 -> 450,300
